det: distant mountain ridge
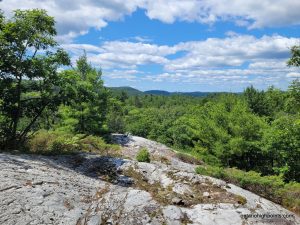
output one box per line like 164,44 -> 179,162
108,86 -> 225,97
108,86 -> 144,96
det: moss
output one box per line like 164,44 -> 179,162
236,195 -> 247,205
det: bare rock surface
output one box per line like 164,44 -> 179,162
0,134 -> 299,225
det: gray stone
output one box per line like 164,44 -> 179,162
171,197 -> 184,206
203,191 -> 210,197
0,135 -> 299,225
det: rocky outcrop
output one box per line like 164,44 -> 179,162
0,134 -> 299,225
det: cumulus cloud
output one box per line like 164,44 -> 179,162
1,0 -> 300,41
63,41 -> 176,69
63,35 -> 298,71
165,35 -> 298,71
0,0 -> 142,42
60,34 -> 299,89
205,0 -> 300,29
287,72 -> 300,78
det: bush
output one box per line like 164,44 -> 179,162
277,182 -> 300,214
136,148 -> 151,162
27,130 -> 119,155
175,152 -> 203,165
27,130 -> 57,153
27,130 -> 81,155
195,165 -> 225,178
79,135 -> 120,155
195,165 -> 300,215
223,168 -> 285,203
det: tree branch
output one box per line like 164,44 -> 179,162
19,101 -> 50,141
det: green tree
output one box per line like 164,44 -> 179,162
0,9 -> 70,149
285,79 -> 300,113
286,45 -> 300,113
243,86 -> 269,116
287,45 -> 300,67
58,53 -> 108,134
262,115 -> 300,181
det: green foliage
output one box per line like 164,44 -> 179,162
57,53 -> 108,135
196,166 -> 299,214
136,147 -> 151,162
243,86 -> 269,116
175,152 -> 203,165
28,130 -> 79,155
287,45 -> 300,67
195,165 -> 225,178
27,130 -> 119,155
120,81 -> 299,181
262,114 -> 300,181
0,9 -> 70,149
278,182 -> 300,214
285,79 -> 300,113
222,168 -> 299,214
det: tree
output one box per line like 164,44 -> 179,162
285,79 -> 300,113
286,45 -> 300,113
0,9 -> 70,149
262,115 -> 300,181
58,53 -> 108,135
287,45 -> 300,67
243,86 -> 269,116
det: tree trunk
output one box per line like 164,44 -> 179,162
10,76 -> 22,150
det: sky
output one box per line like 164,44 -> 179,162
1,0 -> 300,92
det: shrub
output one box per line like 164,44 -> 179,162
27,130 -> 57,153
176,152 -> 203,165
277,182 -> 300,214
27,130 -> 80,155
223,168 -> 285,203
136,148 -> 151,162
79,135 -> 120,155
195,165 -> 300,215
27,130 -> 119,155
195,165 -> 225,178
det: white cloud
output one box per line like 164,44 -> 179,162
0,0 -> 142,42
60,34 -> 299,90
63,35 -> 298,72
1,0 -> 300,42
63,41 -> 176,69
287,72 -> 300,78
206,0 -> 300,29
165,35 -> 298,71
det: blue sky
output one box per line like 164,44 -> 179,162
1,0 -> 300,91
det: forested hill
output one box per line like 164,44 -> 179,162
108,86 -> 230,97
108,86 -> 144,96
